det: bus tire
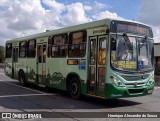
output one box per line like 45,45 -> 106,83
19,71 -> 26,86
69,77 -> 81,99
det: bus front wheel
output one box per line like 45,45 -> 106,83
19,71 -> 26,86
69,77 -> 81,99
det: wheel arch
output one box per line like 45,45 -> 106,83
18,69 -> 26,81
66,72 -> 81,90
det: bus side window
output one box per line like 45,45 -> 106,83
19,41 -> 27,58
48,36 -> 52,57
51,34 -> 68,57
5,43 -> 12,58
68,30 -> 86,57
27,39 -> 36,58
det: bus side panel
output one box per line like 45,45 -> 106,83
5,58 -> 13,78
18,58 -> 27,77
45,57 -> 87,91
25,58 -> 37,83
45,58 -> 66,90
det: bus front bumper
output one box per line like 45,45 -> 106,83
105,83 -> 154,99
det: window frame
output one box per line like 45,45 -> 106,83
68,30 -> 87,57
27,39 -> 36,58
5,43 -> 12,58
51,33 -> 68,58
19,41 -> 27,58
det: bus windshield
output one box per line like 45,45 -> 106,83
110,34 -> 154,72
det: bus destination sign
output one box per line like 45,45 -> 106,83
117,24 -> 149,35
111,21 -> 153,37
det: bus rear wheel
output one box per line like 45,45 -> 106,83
69,77 -> 81,99
19,71 -> 26,86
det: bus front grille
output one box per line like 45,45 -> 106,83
125,82 -> 145,87
122,74 -> 149,81
128,89 -> 144,94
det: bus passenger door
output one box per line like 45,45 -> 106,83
88,35 -> 107,97
12,47 -> 18,79
37,43 -> 47,85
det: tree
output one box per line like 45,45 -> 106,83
0,46 -> 4,63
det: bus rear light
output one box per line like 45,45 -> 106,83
90,80 -> 95,84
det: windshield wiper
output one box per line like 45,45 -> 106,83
123,33 -> 133,50
140,36 -> 147,48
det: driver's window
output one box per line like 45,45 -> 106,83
138,38 -> 149,66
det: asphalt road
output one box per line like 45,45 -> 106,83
0,68 -> 160,121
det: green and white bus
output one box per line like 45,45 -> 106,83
5,18 -> 155,99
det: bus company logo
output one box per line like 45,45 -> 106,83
2,113 -> 11,118
142,75 -> 145,79
134,82 -> 138,87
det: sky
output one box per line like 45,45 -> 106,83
0,0 -> 159,46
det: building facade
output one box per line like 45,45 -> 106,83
154,43 -> 160,75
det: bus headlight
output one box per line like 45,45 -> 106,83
110,76 -> 125,87
146,76 -> 154,86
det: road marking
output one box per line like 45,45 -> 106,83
0,93 -> 54,98
0,80 -> 49,94
0,73 -> 4,75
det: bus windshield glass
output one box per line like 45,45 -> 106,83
111,35 -> 154,72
